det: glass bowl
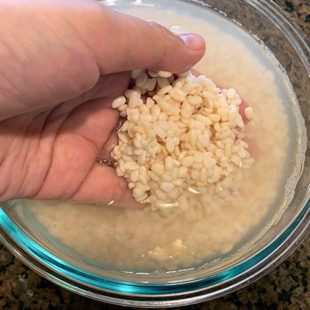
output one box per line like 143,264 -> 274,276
0,0 -> 309,307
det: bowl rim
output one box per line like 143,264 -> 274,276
0,0 -> 309,307
0,202 -> 309,307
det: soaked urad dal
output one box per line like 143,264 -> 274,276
111,70 -> 254,210
21,3 -> 304,271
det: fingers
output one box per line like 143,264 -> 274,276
71,164 -> 142,209
34,98 -> 118,198
59,99 -> 119,151
58,102 -> 141,208
57,72 -> 130,114
90,5 -> 206,74
34,96 -> 142,208
78,72 -> 131,102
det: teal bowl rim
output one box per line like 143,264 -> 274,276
0,199 -> 309,307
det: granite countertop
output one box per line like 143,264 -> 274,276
0,0 -> 309,309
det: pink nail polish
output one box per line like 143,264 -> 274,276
179,33 -> 205,50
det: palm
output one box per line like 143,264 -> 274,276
0,73 -> 136,206
0,0 -> 205,206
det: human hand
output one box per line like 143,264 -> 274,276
0,0 -> 205,207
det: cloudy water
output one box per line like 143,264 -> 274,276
15,0 -> 304,271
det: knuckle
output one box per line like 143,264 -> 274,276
148,22 -> 177,68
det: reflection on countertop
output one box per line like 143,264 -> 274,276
0,0 -> 309,309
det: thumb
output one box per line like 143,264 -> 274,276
90,5 -> 206,74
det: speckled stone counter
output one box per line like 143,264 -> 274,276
0,0 -> 309,309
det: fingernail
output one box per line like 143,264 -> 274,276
179,33 -> 205,50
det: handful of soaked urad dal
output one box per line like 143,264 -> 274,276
111,70 -> 255,210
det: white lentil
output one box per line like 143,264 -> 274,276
158,85 -> 173,96
179,166 -> 188,178
236,113 -> 245,128
158,71 -> 173,78
244,107 -> 254,120
181,102 -> 193,118
151,162 -> 165,175
227,88 -> 236,99
131,69 -> 143,79
170,87 -> 187,102
143,78 -> 157,91
146,97 -> 155,108
135,72 -> 148,88
172,178 -> 183,186
117,104 -> 128,112
125,161 -> 139,171
155,189 -> 168,201
148,70 -> 159,78
112,96 -> 126,109
182,156 -> 194,167
166,137 -> 175,153
148,171 -> 160,182
191,170 -> 200,180
119,111 -> 127,117
124,89 -> 140,99
165,156 -> 174,170
160,182 -> 175,193
111,70 -> 254,210
130,170 -> 139,182
198,133 -> 210,148
162,174 -> 172,182
157,77 -> 170,88
128,96 -> 143,109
